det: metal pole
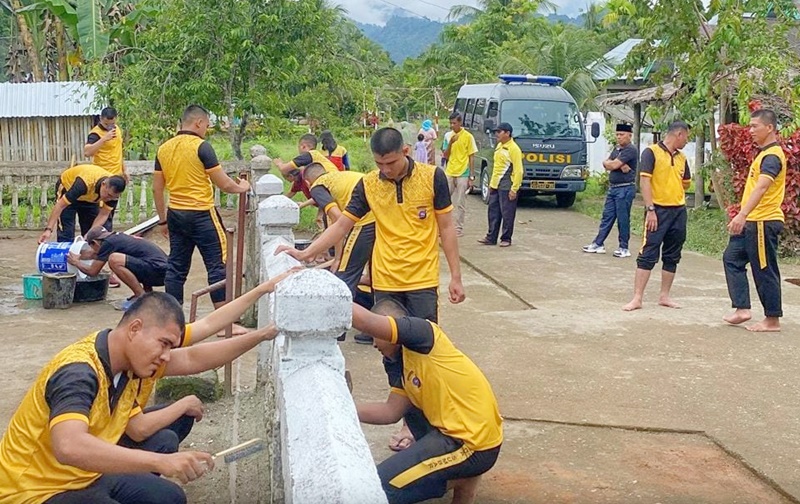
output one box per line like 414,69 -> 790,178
223,228 -> 235,396
235,172 -> 248,298
188,280 -> 227,323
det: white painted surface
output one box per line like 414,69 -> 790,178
256,173 -> 285,198
259,195 -> 300,227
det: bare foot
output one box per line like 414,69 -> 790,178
622,299 -> 642,311
658,297 -> 681,309
388,425 -> 415,452
723,309 -> 752,325
746,319 -> 781,332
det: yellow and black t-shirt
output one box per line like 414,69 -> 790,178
490,139 -> 524,192
0,330 -> 158,503
444,129 -> 478,178
87,124 -> 124,175
322,145 -> 349,170
309,171 -> 375,225
155,131 -> 222,211
343,159 -> 452,292
290,149 -> 340,173
58,164 -> 117,209
639,142 -> 691,206
385,316 -> 503,451
742,142 -> 786,222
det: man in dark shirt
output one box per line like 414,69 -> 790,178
68,226 -> 168,310
583,124 -> 638,257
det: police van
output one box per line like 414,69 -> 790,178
454,74 -> 599,208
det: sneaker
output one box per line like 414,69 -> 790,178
108,273 -> 121,288
582,243 -> 606,254
613,248 -> 632,258
354,333 -> 373,345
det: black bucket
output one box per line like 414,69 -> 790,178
42,273 -> 76,309
294,239 -> 312,251
74,273 -> 110,303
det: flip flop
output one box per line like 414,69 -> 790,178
499,241 -> 511,247
477,238 -> 495,245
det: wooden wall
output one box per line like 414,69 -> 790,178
0,116 -> 94,162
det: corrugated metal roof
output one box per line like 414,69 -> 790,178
588,38 -> 645,80
0,81 -> 100,118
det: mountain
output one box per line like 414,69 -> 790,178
355,13 -> 582,64
355,16 -> 445,63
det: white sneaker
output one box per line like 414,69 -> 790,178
613,248 -> 631,258
582,243 -> 606,254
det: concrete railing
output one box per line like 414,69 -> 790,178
254,174 -> 387,504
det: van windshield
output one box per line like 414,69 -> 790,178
501,100 -> 583,139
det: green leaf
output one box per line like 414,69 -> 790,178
77,0 -> 110,61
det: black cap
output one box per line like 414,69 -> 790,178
493,122 -> 513,134
616,123 -> 633,133
85,226 -> 112,242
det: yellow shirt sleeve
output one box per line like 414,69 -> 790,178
510,146 -> 524,192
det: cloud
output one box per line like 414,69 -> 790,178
335,0 -> 585,26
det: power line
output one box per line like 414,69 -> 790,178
412,0 -> 450,13
373,0 -> 429,19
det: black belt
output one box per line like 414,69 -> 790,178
609,182 -> 635,188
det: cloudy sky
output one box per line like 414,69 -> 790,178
334,0 -> 587,25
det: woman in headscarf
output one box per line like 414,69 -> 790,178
320,130 -> 349,171
418,119 -> 438,165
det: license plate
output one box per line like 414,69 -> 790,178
530,180 -> 555,190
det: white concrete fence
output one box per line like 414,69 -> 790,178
253,174 -> 388,504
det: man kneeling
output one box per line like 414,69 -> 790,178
0,274 -> 290,503
353,300 -> 503,504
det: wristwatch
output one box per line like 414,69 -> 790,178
646,205 -> 656,212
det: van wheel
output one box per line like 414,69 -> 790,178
480,169 -> 490,204
556,192 -> 576,208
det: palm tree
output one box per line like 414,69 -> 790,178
448,0 -> 557,21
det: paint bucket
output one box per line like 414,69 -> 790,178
22,274 -> 43,300
294,239 -> 312,251
42,273 -> 76,309
74,273 -> 110,303
36,239 -> 90,279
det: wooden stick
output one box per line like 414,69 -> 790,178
213,438 -> 262,459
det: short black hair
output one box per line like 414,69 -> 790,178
449,112 -> 462,122
320,130 -> 336,153
667,120 -> 690,134
299,134 -> 317,149
417,133 -> 424,141
302,162 -> 327,182
107,175 -> 126,194
119,292 -> 187,346
372,298 -> 409,318
370,128 -> 404,156
182,104 -> 209,125
100,107 -> 117,120
752,109 -> 778,130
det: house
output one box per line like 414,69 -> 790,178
0,81 -> 100,162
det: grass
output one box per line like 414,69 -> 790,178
574,175 -> 731,258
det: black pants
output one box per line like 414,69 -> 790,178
45,409 -> 193,504
57,202 -> 113,242
335,223 -> 375,296
377,408 -> 501,504
636,205 -> 687,272
374,288 -> 438,323
485,188 -> 518,244
165,208 -> 227,304
723,221 -> 783,317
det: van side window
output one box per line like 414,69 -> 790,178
464,99 -> 477,128
454,98 -> 467,114
487,101 -> 498,118
473,98 -> 487,130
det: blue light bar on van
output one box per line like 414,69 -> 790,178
499,74 -> 564,86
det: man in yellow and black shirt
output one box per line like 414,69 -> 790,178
478,122 -> 523,247
442,112 -> 478,236
153,105 -> 250,306
273,133 -> 341,175
39,164 -> 126,244
303,163 -> 376,295
353,299 -> 502,504
623,121 -> 692,312
278,127 -> 465,324
84,107 -> 128,181
723,109 -> 786,332
0,275 -> 291,504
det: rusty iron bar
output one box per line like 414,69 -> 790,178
188,279 -> 227,323
235,171 -> 248,298
223,228 -> 235,396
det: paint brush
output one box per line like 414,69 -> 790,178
212,438 -> 265,464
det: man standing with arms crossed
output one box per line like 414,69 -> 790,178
443,112 -> 478,237
623,121 -> 692,311
583,123 -> 638,257
478,122 -> 523,247
153,105 -> 250,309
722,109 -> 786,332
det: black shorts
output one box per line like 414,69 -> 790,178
636,205 -> 687,272
377,427 -> 501,504
126,256 -> 167,288
374,288 -> 438,323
